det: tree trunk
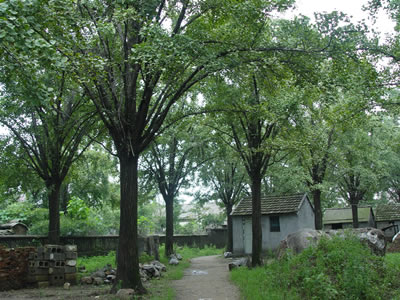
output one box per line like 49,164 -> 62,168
251,173 -> 263,267
351,203 -> 359,228
48,182 -> 61,244
165,197 -> 174,257
312,189 -> 323,230
60,183 -> 69,214
115,153 -> 146,293
226,204 -> 233,252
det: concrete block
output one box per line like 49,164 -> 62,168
64,266 -> 76,274
49,274 -> 65,286
64,245 -> 77,252
64,273 -> 77,284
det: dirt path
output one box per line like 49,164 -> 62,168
172,255 -> 240,300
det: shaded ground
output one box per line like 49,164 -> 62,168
0,285 -> 112,299
172,255 -> 240,300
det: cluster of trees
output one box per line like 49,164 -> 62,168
1,0 -> 400,293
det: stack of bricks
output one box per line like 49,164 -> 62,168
0,245 -> 36,291
27,244 -> 78,288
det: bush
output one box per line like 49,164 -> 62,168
232,235 -> 399,300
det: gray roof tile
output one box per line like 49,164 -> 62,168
231,193 -> 308,216
375,204 -> 400,221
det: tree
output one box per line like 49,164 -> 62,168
204,65 -> 298,266
1,0 -> 301,290
198,143 -> 247,252
0,69 -> 98,243
143,121 -> 208,256
1,0 -> 369,289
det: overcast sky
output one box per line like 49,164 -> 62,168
285,0 -> 395,37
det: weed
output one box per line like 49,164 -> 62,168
232,235 -> 400,300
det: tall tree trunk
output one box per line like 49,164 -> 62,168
115,153 -> 145,293
312,189 -> 323,230
351,203 -> 359,228
251,173 -> 262,267
226,204 -> 233,252
48,181 -> 61,244
60,183 -> 69,213
165,197 -> 174,257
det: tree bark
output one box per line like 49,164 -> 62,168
226,204 -> 233,252
351,203 -> 359,228
47,181 -> 61,244
115,153 -> 146,293
312,189 -> 323,230
251,173 -> 262,267
165,197 -> 174,257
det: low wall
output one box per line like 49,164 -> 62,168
0,235 -> 140,257
0,228 -> 227,257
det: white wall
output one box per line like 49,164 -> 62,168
232,198 -> 315,254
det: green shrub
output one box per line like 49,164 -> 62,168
232,235 -> 398,300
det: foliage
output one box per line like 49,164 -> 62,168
67,196 -> 90,220
232,235 -> 400,300
0,201 -> 120,236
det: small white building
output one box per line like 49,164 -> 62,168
231,193 -> 314,254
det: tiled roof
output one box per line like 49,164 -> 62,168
231,193 -> 309,216
323,207 -> 372,224
375,204 -> 400,221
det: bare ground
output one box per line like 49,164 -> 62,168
172,255 -> 240,300
0,285 -> 113,300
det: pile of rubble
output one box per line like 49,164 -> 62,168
27,244 -> 78,288
80,260 -> 167,285
0,245 -> 35,291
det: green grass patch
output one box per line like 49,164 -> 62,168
231,236 -> 400,300
77,251 -> 116,278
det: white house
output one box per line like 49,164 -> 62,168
231,193 -> 315,254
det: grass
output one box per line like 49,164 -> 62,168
230,236 -> 400,300
76,244 -> 223,300
77,251 -> 116,279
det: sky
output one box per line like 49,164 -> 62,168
286,0 -> 395,37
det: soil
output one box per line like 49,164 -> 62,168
0,285 -> 113,299
172,255 -> 240,300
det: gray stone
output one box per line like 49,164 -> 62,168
80,276 -> 93,284
277,227 -> 386,259
91,270 -> 106,278
116,289 -> 135,300
224,252 -> 233,258
93,277 -> 103,285
176,253 -> 182,260
151,260 -> 167,272
327,227 -> 386,256
228,257 -> 250,271
106,274 -> 116,282
277,228 -> 325,259
169,257 -> 179,265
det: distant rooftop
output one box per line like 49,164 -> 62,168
323,207 -> 372,224
231,193 -> 310,216
375,204 -> 400,222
